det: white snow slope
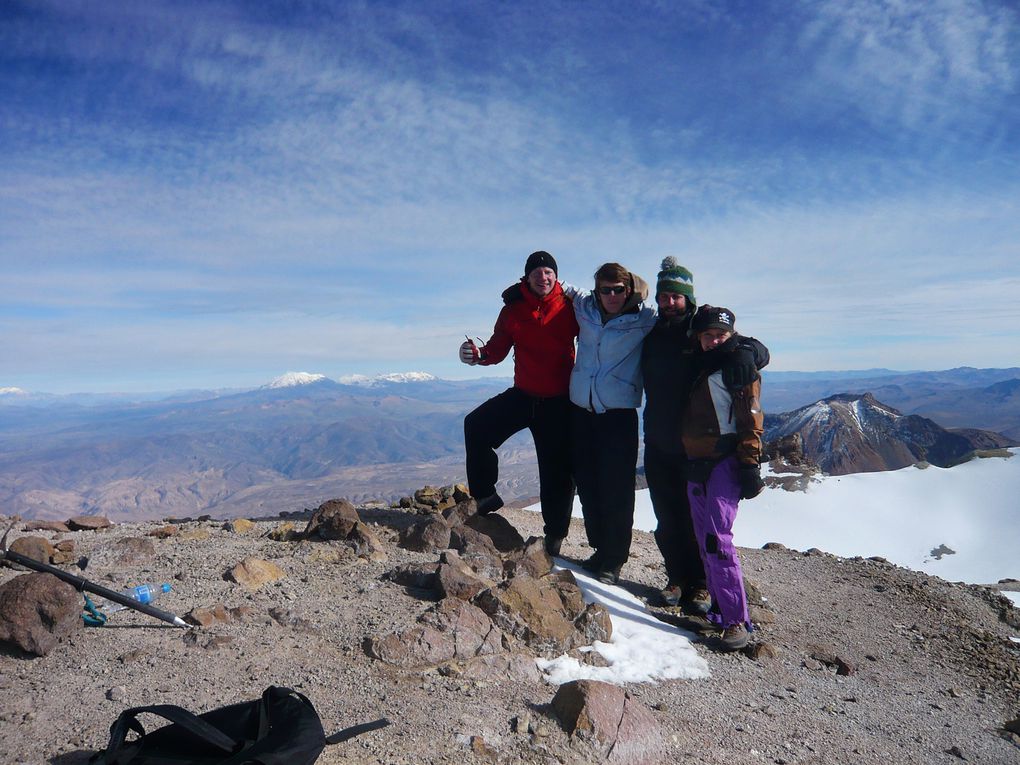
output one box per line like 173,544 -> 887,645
529,449 -> 1019,686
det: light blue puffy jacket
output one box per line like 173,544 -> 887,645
564,274 -> 657,413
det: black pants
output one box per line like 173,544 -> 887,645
644,442 -> 707,590
571,404 -> 638,569
463,387 -> 574,540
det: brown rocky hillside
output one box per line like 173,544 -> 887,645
1,493 -> 1018,764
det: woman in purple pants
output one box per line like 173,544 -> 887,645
681,306 -> 766,651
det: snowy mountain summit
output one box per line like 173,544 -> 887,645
338,372 -> 437,386
0,387 -> 28,396
263,372 -> 327,389
766,392 -> 978,475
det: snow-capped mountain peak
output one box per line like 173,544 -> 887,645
338,372 -> 437,386
768,392 -> 977,475
0,387 -> 28,396
263,372 -> 327,389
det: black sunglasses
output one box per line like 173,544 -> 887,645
598,285 -> 627,295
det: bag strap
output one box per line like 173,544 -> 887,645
325,717 -> 391,744
100,703 -> 240,760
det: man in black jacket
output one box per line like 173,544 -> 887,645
641,257 -> 769,613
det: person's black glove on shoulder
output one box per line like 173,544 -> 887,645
738,465 -> 765,499
721,346 -> 758,389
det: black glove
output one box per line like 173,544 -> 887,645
738,465 -> 765,499
721,346 -> 758,389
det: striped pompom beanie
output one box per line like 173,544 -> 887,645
656,256 -> 695,306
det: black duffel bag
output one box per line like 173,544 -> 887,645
91,686 -> 389,765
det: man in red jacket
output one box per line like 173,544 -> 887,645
459,251 -> 579,556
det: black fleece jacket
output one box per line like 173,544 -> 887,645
641,311 -> 769,455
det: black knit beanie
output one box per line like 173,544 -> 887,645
524,250 -> 558,277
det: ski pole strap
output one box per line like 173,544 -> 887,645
83,594 -> 108,627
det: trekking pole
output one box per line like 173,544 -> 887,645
1,520 -> 188,628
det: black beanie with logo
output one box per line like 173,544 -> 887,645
523,250 -> 558,277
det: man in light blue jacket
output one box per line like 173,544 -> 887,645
564,262 -> 656,584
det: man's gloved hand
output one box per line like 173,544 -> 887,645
721,346 -> 758,389
738,465 -> 765,499
459,340 -> 481,365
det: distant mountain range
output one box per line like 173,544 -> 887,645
1,368 -> 1018,521
0,373 -> 526,521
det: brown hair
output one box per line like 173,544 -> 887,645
594,262 -> 629,285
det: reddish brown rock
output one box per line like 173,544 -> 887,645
437,564 -> 489,601
222,518 -> 255,534
365,625 -> 455,667
224,558 -> 286,590
66,515 -> 112,531
551,679 -> 664,764
441,499 -> 477,526
303,499 -> 361,540
184,604 -> 232,627
473,574 -> 577,655
419,598 -> 503,659
369,598 -> 503,668
465,514 -> 525,552
50,540 -> 77,565
503,536 -> 554,579
0,573 -> 81,656
7,536 -> 56,565
346,521 -> 387,561
413,485 -> 444,508
266,522 -> 298,542
449,526 -> 504,580
398,515 -> 451,553
146,525 -> 179,539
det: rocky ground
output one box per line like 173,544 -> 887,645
1,493 -> 1019,765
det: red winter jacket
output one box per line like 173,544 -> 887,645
480,281 -> 579,398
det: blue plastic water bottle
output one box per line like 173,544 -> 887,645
105,583 -> 172,613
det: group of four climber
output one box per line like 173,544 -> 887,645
459,251 -> 769,652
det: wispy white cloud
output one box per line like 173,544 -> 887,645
797,0 -> 1019,137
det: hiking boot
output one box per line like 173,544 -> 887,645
544,536 -> 564,557
659,583 -> 683,607
596,565 -> 622,585
474,493 -> 504,516
719,623 -> 749,652
579,553 -> 602,573
682,587 -> 712,616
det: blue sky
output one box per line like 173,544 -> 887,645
2,0 -> 1018,393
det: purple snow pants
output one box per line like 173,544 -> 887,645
686,455 -> 750,629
